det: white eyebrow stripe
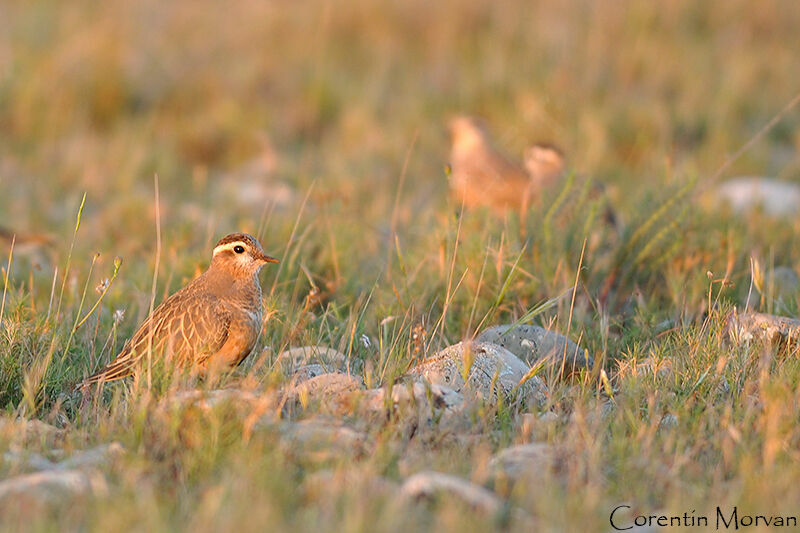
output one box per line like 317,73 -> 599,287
212,242 -> 249,256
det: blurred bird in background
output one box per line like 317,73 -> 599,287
447,115 -> 565,214
0,225 -> 55,270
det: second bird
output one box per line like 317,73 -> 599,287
78,232 -> 279,389
448,116 -> 564,214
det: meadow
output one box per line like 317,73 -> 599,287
2,0 -> 800,530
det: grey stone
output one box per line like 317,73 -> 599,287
538,411 -> 560,423
489,443 -> 558,480
4,442 -> 125,475
276,419 -> 369,462
162,389 -> 281,427
277,345 -> 348,368
726,309 -> 800,345
289,372 -> 364,399
302,469 -> 397,501
717,177 -> 800,217
658,414 -> 678,430
0,418 -> 64,447
570,400 -> 616,425
406,341 -> 548,408
746,266 -> 799,308
400,471 -> 503,514
289,364 -> 328,383
0,469 -> 107,511
365,382 -> 464,412
477,324 -> 593,376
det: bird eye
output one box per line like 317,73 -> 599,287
234,245 -> 245,254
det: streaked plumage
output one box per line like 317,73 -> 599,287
448,116 -> 564,213
78,232 -> 278,389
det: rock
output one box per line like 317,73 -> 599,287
329,382 -> 470,439
281,370 -> 366,417
747,266 -> 799,308
0,469 -> 107,512
766,266 -> 799,297
4,442 -> 125,473
489,443 -> 558,481
407,342 -> 548,408
276,419 -> 369,462
538,411 -> 560,423
637,357 -> 673,380
725,309 -> 800,346
476,325 -> 593,376
289,364 -> 328,383
60,443 -> 125,470
288,372 -> 365,400
302,469 -> 397,501
0,418 -> 65,447
3,450 -> 56,471
716,177 -> 800,217
364,382 -> 464,413
359,382 -> 467,432
716,377 -> 731,397
658,414 -> 678,430
400,471 -> 503,515
277,345 -> 350,370
165,388 -> 277,412
570,400 -> 616,425
519,412 -> 559,441
161,389 -> 281,433
280,419 -> 365,447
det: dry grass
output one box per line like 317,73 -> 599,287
2,0 -> 800,531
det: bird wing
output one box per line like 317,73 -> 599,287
78,290 -> 232,388
454,148 -> 532,210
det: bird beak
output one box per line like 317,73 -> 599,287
257,252 -> 280,264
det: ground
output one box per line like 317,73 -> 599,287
2,1 -> 800,531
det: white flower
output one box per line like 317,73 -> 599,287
95,278 -> 110,294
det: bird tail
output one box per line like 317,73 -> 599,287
75,348 -> 138,392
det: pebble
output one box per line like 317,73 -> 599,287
276,419 -> 369,462
276,345 -> 351,372
4,442 -> 124,473
0,469 -> 107,512
477,324 -> 593,376
406,341 -> 548,408
716,177 -> 800,217
400,470 -> 503,514
489,443 -> 558,480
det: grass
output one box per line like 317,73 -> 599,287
3,0 -> 800,530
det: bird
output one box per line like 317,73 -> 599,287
523,143 -> 565,190
0,225 -> 54,253
77,232 -> 279,389
447,116 -> 564,214
0,225 -> 55,270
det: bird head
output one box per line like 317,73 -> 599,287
523,143 -> 565,186
211,232 -> 279,275
448,115 -> 488,155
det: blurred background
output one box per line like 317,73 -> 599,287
4,3 -> 800,530
3,0 -> 798,233
2,0 -> 800,386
